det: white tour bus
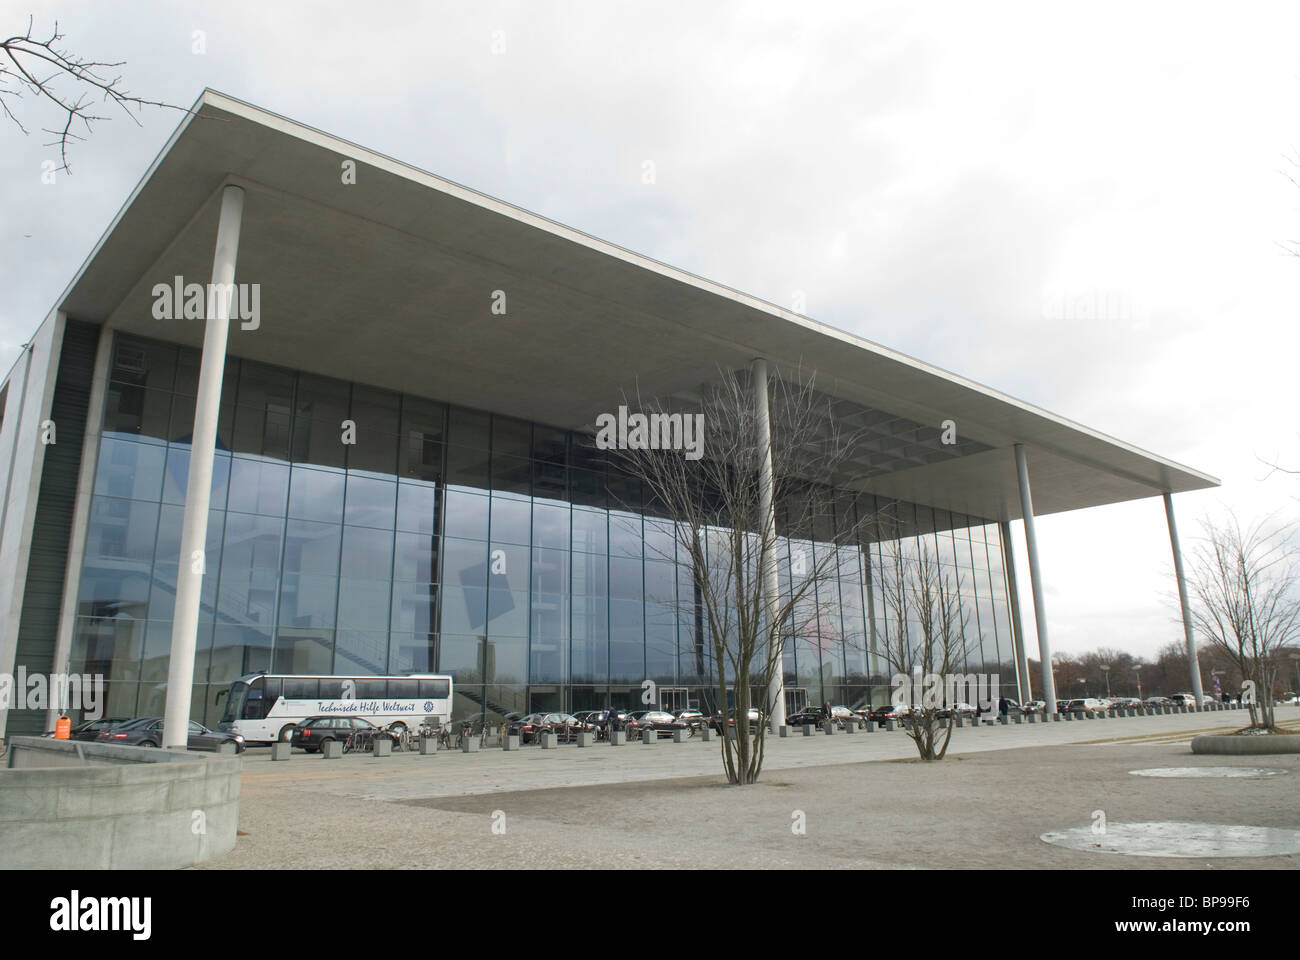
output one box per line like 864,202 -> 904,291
217,673 -> 454,744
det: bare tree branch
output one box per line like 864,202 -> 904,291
1,15 -> 188,173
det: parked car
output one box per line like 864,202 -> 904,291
49,717 -> 131,741
936,702 -> 977,719
786,704 -> 859,727
291,715 -> 378,751
1112,697 -> 1143,709
1144,696 -> 1172,708
509,712 -> 594,743
673,708 -> 709,731
102,717 -> 245,752
1063,697 -> 1106,713
868,702 -> 912,724
1169,693 -> 1199,708
626,710 -> 686,738
712,707 -> 763,731
787,706 -> 829,726
575,708 -> 635,738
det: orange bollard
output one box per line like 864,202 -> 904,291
55,716 -> 71,740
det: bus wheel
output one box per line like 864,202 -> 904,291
388,722 -> 407,737
278,725 -> 296,743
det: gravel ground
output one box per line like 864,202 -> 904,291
198,707 -> 1300,869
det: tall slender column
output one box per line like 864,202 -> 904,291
999,519 -> 1032,704
163,184 -> 244,749
1014,443 -> 1056,715
1164,492 -> 1204,702
753,359 -> 786,732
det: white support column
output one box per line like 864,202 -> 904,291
1014,443 -> 1056,715
163,184 -> 244,749
999,519 -> 1032,704
753,358 -> 786,732
1164,492 -> 1204,703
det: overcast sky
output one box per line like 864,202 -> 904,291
3,1 -> 1297,670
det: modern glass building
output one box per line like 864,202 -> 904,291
0,92 -> 1217,739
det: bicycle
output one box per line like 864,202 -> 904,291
455,721 -> 473,750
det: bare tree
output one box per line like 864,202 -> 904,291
1188,514 -> 1300,730
875,532 -> 977,761
2,16 -> 183,172
609,365 -> 875,785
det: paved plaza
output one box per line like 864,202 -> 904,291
202,707 -> 1300,869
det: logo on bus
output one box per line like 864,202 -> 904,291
423,701 -> 435,712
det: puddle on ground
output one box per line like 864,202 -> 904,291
1129,767 -> 1288,779
1041,821 -> 1300,858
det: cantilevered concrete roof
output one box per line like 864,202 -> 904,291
52,89 -> 1217,522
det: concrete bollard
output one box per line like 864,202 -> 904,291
502,735 -> 521,751
577,731 -> 595,747
864,720 -> 874,732
322,739 -> 344,759
419,736 -> 437,755
700,727 -> 713,742
673,728 -> 687,743
1014,714 -> 1023,724
1065,712 -> 1074,721
998,715 -> 1008,725
373,738 -> 392,757
272,742 -> 292,761
1027,713 -> 1037,723
461,737 -> 479,753
1084,711 -> 1094,720
802,724 -> 815,737
725,726 -> 737,741
844,721 -> 856,734
823,721 -> 836,735
216,742 -> 239,755
955,717 -> 964,728
641,729 -> 655,745
540,731 -> 557,749
885,719 -> 896,731
778,725 -> 789,739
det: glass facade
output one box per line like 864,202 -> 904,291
69,333 -> 1022,727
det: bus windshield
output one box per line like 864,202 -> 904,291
221,681 -> 250,724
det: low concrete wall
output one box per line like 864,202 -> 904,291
1190,734 -> 1300,756
0,736 -> 240,869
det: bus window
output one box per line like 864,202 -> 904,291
355,678 -> 387,699
388,679 -> 418,699
319,679 -> 345,698
419,678 -> 450,699
262,677 -> 282,703
283,678 -> 318,699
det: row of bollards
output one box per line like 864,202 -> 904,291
269,700 -> 1250,760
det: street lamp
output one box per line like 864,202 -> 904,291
1100,664 -> 1111,698
1135,667 -> 1142,699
